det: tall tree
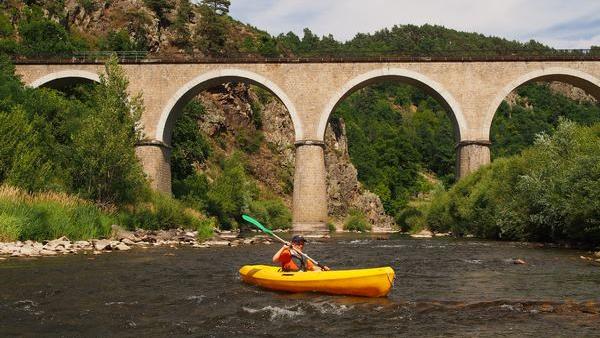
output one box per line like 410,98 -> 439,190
201,0 -> 231,15
173,0 -> 192,48
196,2 -> 228,56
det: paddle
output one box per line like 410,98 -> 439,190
241,214 -> 327,270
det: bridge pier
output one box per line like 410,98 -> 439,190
456,140 -> 491,178
135,140 -> 172,194
292,141 -> 329,234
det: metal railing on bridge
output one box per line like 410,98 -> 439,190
10,48 -> 600,64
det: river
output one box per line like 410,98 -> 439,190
1,234 -> 599,337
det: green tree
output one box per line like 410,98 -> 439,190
71,55 -> 148,205
171,100 -> 212,180
101,30 -> 137,51
206,154 -> 256,229
173,0 -> 193,48
18,16 -> 74,54
0,13 -> 14,38
143,0 -> 174,27
202,0 -> 231,15
195,4 -> 228,56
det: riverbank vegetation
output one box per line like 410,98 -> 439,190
0,55 -> 214,241
419,120 -> 600,245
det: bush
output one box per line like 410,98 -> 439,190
344,209 -> 371,232
249,198 -> 292,230
206,154 -> 256,229
196,217 -> 217,240
119,192 -> 213,236
236,129 -> 264,154
173,172 -> 210,210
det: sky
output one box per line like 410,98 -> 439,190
229,0 -> 600,49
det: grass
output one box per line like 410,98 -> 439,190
118,191 -> 214,239
0,185 -> 113,241
0,186 -> 215,242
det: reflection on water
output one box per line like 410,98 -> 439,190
1,234 -> 599,336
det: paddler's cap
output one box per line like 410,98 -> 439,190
291,235 -> 307,244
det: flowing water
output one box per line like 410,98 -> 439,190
1,234 -> 599,337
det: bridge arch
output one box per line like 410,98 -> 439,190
29,70 -> 100,88
484,67 -> 600,139
317,68 -> 468,141
155,69 -> 302,144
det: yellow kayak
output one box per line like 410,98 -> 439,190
239,265 -> 395,297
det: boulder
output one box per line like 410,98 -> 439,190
45,236 -> 71,250
111,224 -> 137,241
93,239 -> 112,250
121,238 -> 136,246
113,243 -> 131,251
74,241 -> 91,248
594,251 -> 600,258
18,246 -> 37,256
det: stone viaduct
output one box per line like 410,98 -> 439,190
14,58 -> 600,233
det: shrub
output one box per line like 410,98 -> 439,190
344,209 -> 371,232
196,217 -> 217,240
236,129 -> 264,154
119,192 -> 212,235
249,198 -> 292,230
206,154 -> 256,229
173,173 -> 210,211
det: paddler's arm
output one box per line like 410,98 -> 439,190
272,244 -> 289,263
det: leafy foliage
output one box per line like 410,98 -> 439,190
423,120 -> 600,245
333,82 -> 456,222
196,2 -> 228,55
70,56 -> 148,205
171,100 -> 212,180
491,83 -> 600,158
344,209 -> 371,232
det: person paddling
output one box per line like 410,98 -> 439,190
273,235 -> 330,272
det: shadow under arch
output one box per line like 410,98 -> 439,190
29,70 -> 100,89
155,69 -> 302,144
317,68 -> 468,141
484,67 -> 600,139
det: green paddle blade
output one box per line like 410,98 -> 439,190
242,214 -> 273,236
